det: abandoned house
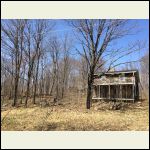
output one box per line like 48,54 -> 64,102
92,70 -> 139,102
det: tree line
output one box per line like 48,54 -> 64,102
1,19 -> 148,108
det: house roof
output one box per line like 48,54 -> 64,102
94,70 -> 140,82
94,69 -> 139,75
105,69 -> 138,74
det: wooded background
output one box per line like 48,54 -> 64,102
1,19 -> 149,108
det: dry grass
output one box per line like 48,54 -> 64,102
1,95 -> 149,131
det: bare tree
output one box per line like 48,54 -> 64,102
24,22 -> 37,107
60,35 -> 72,99
79,57 -> 89,93
1,19 -> 146,110
20,59 -> 26,104
48,37 -> 60,100
32,20 -> 49,104
140,49 -> 149,99
69,19 -> 140,109
1,19 -> 27,106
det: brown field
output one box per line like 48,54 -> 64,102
1,94 -> 149,131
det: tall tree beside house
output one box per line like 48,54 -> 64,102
69,19 -> 139,109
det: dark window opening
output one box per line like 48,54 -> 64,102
100,85 -> 109,98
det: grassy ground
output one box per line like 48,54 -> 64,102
1,95 -> 149,131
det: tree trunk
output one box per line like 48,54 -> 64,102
86,73 -> 94,109
25,79 -> 30,107
49,66 -> 57,96
25,71 -> 31,107
12,75 -> 19,107
61,85 -> 65,99
33,58 -> 40,104
61,74 -> 65,99
20,64 -> 26,104
49,79 -> 55,96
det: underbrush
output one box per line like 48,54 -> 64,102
1,97 -> 149,131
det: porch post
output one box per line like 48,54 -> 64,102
133,72 -> 135,102
125,85 -> 127,99
109,84 -> 110,100
120,85 -> 122,99
133,84 -> 135,102
99,85 -> 100,98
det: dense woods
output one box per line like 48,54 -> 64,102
1,19 -> 149,108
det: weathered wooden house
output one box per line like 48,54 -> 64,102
92,70 -> 139,102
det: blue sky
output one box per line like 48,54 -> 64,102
53,19 -> 149,45
52,19 -> 149,70
2,19 -> 149,70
